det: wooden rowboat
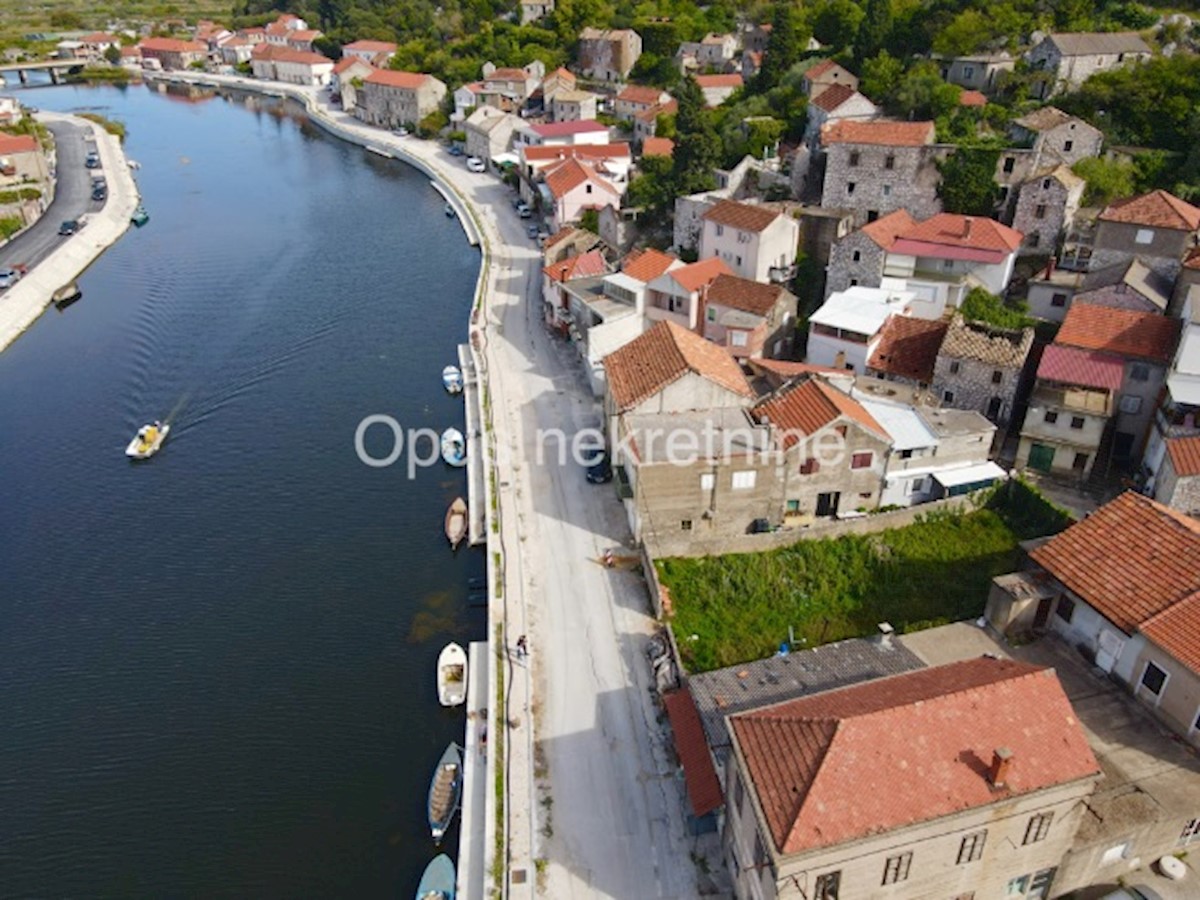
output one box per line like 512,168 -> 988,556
444,497 -> 467,549
427,742 -> 462,843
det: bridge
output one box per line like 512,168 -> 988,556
0,59 -> 86,85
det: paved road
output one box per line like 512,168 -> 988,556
0,119 -> 102,273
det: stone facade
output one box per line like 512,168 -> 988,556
1011,168 -> 1084,255
577,27 -> 642,82
1153,447 -> 1200,516
1092,219 -> 1194,282
464,106 -> 519,162
937,53 -> 1015,92
1027,32 -> 1152,98
356,71 -> 447,129
825,229 -> 887,296
931,317 -> 1035,426
821,142 -> 943,226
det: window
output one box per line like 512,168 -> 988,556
847,182 -> 856,195
963,65 -> 975,78
715,224 -> 724,237
1051,292 -> 1068,308
1035,204 -> 1047,220
949,361 -> 961,374
1044,410 -> 1059,423
849,150 -> 860,167
1003,156 -> 1015,173
992,369 -> 1003,384
900,448 -> 914,459
867,210 -> 879,223
1141,660 -> 1168,696
1136,228 -> 1154,244
814,871 -> 841,900
800,458 -> 820,475
1119,394 -> 1143,414
730,331 -> 747,347
732,470 -> 757,490
1043,178 -> 1052,190
681,519 -> 692,531
851,452 -> 873,469
735,255 -> 742,267
1024,812 -> 1054,845
731,771 -> 744,814
1028,232 -> 1040,248
786,499 -> 801,513
1070,416 -> 1085,429
1007,875 -> 1030,897
585,183 -> 593,194
882,184 -> 892,197
1064,139 -> 1073,152
706,306 -> 716,322
943,258 -> 955,271
700,473 -> 715,490
1056,596 -> 1075,622
849,278 -> 858,286
1130,363 -> 1150,382
958,830 -> 988,864
943,390 -> 955,403
1073,452 -> 1089,470
882,852 -> 912,885
852,250 -> 861,262
884,154 -> 895,170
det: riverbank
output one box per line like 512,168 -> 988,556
0,111 -> 139,352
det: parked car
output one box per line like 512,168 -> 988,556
584,449 -> 613,484
517,203 -> 532,219
527,223 -> 540,239
392,127 -> 409,137
58,219 -> 83,236
92,184 -> 107,201
466,156 -> 486,173
85,151 -> 100,169
0,267 -> 21,289
448,144 -> 464,156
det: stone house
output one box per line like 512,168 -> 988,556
597,203 -> 640,255
804,85 -> 878,148
1152,435 -> 1200,516
724,657 -> 1101,900
819,120 -> 940,227
477,61 -> 544,112
865,315 -> 948,386
285,30 -> 323,53
550,89 -> 599,122
701,274 -> 796,360
464,106 -> 520,163
219,37 -> 255,66
341,40 -> 396,67
694,73 -> 742,107
825,209 -> 917,296
1011,165 -> 1085,254
138,37 -> 207,70
697,199 -> 800,283
801,59 -> 858,100
541,226 -> 601,266
577,27 -> 643,82
614,84 -> 671,123
1091,189 -> 1200,281
807,285 -> 916,373
742,23 -> 772,55
539,67 -> 577,108
751,377 -> 893,520
452,82 -> 484,121
936,51 -> 1015,92
249,45 -> 333,86
519,0 -> 554,24
645,257 -> 732,332
1074,258 -> 1172,314
330,56 -> 375,111
1027,31 -> 1152,98
356,70 -> 447,129
1009,107 -> 1104,169
932,315 -> 1035,426
698,32 -> 738,67
632,99 -> 676,144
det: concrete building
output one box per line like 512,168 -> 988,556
807,286 -> 915,373
541,249 -> 610,333
0,134 -> 49,183
356,70 -> 447,130
519,143 -> 631,200
1143,288 -> 1200,498
694,73 -> 742,107
514,119 -> 611,149
1027,31 -> 1152,98
539,157 -> 623,231
250,45 -> 333,86
819,120 -> 940,226
138,37 -> 206,70
936,51 -> 1015,93
340,40 -> 396,67
519,0 -> 555,24
804,85 -> 878,148
464,105 -> 520,162
724,657 -> 1101,900
550,89 -> 599,122
701,274 -> 796,359
1092,189 -> 1200,281
697,200 -> 800,284
614,84 -> 671,123
577,27 -> 642,82
875,403 -> 1001,505
801,59 -> 858,99
644,257 -> 733,332
1012,165 -> 1085,254
932,316 -> 1035,426
1009,107 -> 1105,170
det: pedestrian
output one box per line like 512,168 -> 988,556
515,634 -> 528,659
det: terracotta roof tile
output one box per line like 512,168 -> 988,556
542,249 -> 608,283
522,143 -> 630,164
810,82 -> 857,112
620,248 -> 679,283
701,199 -> 782,233
747,359 -> 846,379
1141,591 -> 1200,674
617,84 -> 668,105
900,213 -> 1023,254
695,73 -> 743,88
603,321 -> 753,411
822,119 -> 935,147
365,69 -> 430,89
140,37 -> 206,52
1184,247 -> 1200,271
706,274 -> 790,317
0,134 -> 39,154
663,688 -> 723,817
867,316 -> 947,382
543,158 -> 619,201
940,315 -> 1034,367
668,257 -> 733,293
1056,301 -> 1180,363
641,136 -> 674,157
530,119 -> 610,137
805,59 -> 837,79
959,89 -> 987,107
1099,189 -> 1200,231
860,209 -> 917,249
254,45 -> 331,65
1036,344 -> 1124,391
730,658 -> 1099,855
1031,492 -> 1200,634
634,99 -> 677,123
343,40 -> 396,52
542,226 -> 579,250
1167,435 -> 1200,478
752,378 -> 885,446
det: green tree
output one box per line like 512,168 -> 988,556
937,147 -> 1001,216
579,208 -> 600,233
859,50 -> 904,104
672,76 -> 721,195
627,155 -> 674,211
1072,157 -> 1136,207
313,36 -> 342,60
103,45 -> 121,65
855,0 -> 893,63
893,61 -> 961,120
960,287 -> 1036,330
810,0 -> 865,51
756,3 -> 809,92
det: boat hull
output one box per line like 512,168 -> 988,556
125,423 -> 170,459
427,742 -> 463,843
445,497 -> 468,549
441,428 -> 466,467
415,853 -> 456,900
442,365 -> 463,394
437,642 -> 467,707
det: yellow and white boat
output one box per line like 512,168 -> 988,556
125,421 -> 170,460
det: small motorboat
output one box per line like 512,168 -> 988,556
427,742 -> 463,842
415,853 -> 456,900
441,428 -> 466,467
445,497 -> 467,550
52,282 -> 82,308
126,421 -> 170,459
444,203 -> 456,218
442,365 -> 463,394
130,206 -> 149,227
437,642 -> 467,707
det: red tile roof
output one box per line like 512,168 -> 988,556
254,45 -> 331,65
543,158 -> 619,200
695,73 -> 743,88
730,658 -> 1099,855
666,256 -> 733,293
634,99 -> 677,123
810,82 -> 858,112
364,69 -> 430,90
1031,491 -> 1200,634
140,37 -> 206,53
641,136 -> 674,157
898,213 -> 1023,254
663,688 -> 723,817
1185,247 -> 1200,271
805,59 -> 838,79
1099,189 -> 1200,231
343,39 -> 397,53
706,274 -> 788,317
522,143 -> 630,164
959,89 -> 987,107
860,209 -> 917,249
620,248 -> 679,283
1036,344 -> 1124,391
752,378 -> 885,447
822,119 -> 935,147
530,119 -> 610,138
333,56 -> 370,74
701,199 -> 783,233
543,249 -> 607,283
1056,302 -> 1180,363
0,134 -> 39,155
1141,591 -> 1200,674
1167,435 -> 1200,478
867,316 -> 948,383
287,29 -> 322,42
603,320 -> 753,411
748,359 -> 846,379
617,84 -> 668,105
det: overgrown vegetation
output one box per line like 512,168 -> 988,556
78,113 -> 128,142
959,286 -> 1037,330
0,216 -> 23,240
658,480 -> 1069,672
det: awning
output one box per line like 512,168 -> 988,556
662,687 -> 723,818
932,461 -> 1007,490
491,151 -> 518,167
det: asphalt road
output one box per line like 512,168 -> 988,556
0,119 -> 104,274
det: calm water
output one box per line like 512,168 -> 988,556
0,82 -> 483,896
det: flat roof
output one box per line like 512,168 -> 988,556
856,395 -> 939,451
932,460 -> 1007,488
809,287 -> 913,337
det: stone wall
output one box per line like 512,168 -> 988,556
821,142 -> 942,226
932,356 -> 1023,426
1092,220 -> 1190,282
1011,176 -> 1079,255
825,230 -> 886,297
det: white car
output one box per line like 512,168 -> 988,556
466,157 -> 486,173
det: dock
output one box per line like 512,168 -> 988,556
460,343 -> 486,547
456,640 -> 490,899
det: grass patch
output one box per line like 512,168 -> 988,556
78,112 -> 127,142
69,67 -> 132,86
658,481 -> 1070,672
491,624 -> 506,896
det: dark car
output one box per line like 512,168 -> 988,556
85,152 -> 100,169
585,450 -> 613,484
448,144 -> 464,156
58,219 -> 81,236
92,184 -> 107,202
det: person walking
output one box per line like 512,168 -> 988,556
515,634 -> 528,660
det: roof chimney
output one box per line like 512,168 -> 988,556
962,216 -> 974,239
876,622 -> 894,648
989,747 -> 1013,789
1045,257 -> 1056,279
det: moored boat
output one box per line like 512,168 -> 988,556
441,428 -> 466,467
427,742 -> 463,843
442,365 -> 463,394
52,282 -> 82,308
415,853 -> 456,900
437,642 -> 467,707
444,203 -> 455,218
131,206 -> 149,227
125,420 -> 170,459
445,497 -> 468,550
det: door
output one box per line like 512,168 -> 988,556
1095,628 -> 1125,673
1027,443 -> 1055,472
1033,597 -> 1052,629
1114,430 -> 1135,462
987,396 -> 1003,420
816,491 -> 840,517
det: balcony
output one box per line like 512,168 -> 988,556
1032,384 -> 1113,417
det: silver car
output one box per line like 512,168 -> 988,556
0,267 -> 21,289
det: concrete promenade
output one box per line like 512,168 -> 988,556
0,112 -> 140,353
144,72 -> 704,899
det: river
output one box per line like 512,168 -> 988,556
0,82 -> 484,896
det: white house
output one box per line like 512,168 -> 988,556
453,82 -> 484,121
539,158 -> 623,230
694,73 -> 743,107
250,46 -> 334,86
807,286 -> 915,373
341,39 -> 396,67
644,257 -> 733,331
697,199 -> 800,283
515,119 -> 611,149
